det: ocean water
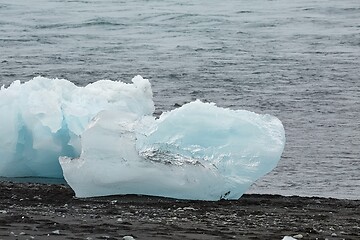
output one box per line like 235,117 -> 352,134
0,0 -> 359,200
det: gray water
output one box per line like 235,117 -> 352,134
0,0 -> 359,199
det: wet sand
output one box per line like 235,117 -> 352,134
0,181 -> 359,240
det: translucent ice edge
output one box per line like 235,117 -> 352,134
0,76 -> 285,200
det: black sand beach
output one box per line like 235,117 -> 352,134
0,181 -> 359,240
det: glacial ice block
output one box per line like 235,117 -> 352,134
60,100 -> 285,200
0,75 -> 285,200
0,75 -> 153,178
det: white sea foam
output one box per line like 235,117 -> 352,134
0,76 -> 285,200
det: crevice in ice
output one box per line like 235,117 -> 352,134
139,148 -> 205,167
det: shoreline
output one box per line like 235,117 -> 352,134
1,181 -> 359,239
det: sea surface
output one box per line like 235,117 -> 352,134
0,0 -> 359,200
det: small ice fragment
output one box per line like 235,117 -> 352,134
282,237 -> 296,240
123,236 -> 135,240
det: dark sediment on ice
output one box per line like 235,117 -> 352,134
0,181 -> 359,239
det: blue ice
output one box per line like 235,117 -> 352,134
0,76 -> 285,200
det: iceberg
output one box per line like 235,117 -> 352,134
0,75 -> 285,200
0,75 -> 153,178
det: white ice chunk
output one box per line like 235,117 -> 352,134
0,75 -> 285,200
0,75 -> 153,178
60,100 -> 285,200
282,237 -> 297,240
